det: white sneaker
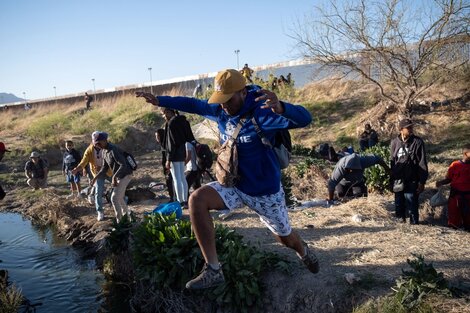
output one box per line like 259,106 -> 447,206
97,211 -> 104,221
66,193 -> 74,199
87,195 -> 94,205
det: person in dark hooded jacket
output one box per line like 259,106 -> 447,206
390,119 -> 428,224
162,108 -> 195,207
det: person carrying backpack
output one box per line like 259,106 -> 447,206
137,69 -> 318,290
162,109 -> 195,209
91,132 -> 133,223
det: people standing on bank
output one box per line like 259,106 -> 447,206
162,108 -> 195,208
390,119 -> 428,224
85,92 -> 94,110
137,69 -> 318,290
155,129 -> 174,202
25,151 -> 49,190
359,123 -> 379,151
72,131 -> 113,221
436,144 -> 470,231
62,140 -> 82,199
91,132 -> 133,222
327,153 -> 390,204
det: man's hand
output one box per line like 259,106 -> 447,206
112,176 -> 118,187
255,89 -> 284,114
165,160 -> 171,170
135,91 -> 159,106
71,166 -> 80,175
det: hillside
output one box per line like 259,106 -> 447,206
1,80 -> 469,312
0,92 -> 23,105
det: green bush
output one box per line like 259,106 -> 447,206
393,255 -> 451,310
294,157 -> 330,178
26,111 -> 71,146
361,144 -> 391,192
132,214 -> 290,312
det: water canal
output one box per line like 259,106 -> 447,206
0,212 -> 111,312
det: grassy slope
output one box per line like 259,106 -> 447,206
1,80 -> 469,312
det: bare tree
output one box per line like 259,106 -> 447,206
291,0 -> 470,114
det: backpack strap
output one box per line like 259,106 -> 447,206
229,116 -> 248,140
250,116 -> 273,148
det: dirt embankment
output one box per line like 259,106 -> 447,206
1,147 -> 470,312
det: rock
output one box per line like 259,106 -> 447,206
344,273 -> 360,285
351,214 -> 363,223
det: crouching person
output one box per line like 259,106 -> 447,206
25,151 -> 49,190
327,153 -> 390,204
91,132 -> 133,223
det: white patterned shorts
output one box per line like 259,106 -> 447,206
207,182 -> 292,236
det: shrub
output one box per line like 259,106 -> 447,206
26,111 -> 71,146
361,144 -> 391,192
294,157 -> 330,178
131,214 -> 290,312
393,255 -> 451,310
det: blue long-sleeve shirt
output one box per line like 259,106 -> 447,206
157,85 -> 312,196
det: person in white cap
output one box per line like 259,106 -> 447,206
25,151 -> 49,190
137,68 -> 319,290
72,131 -> 113,221
90,132 -> 134,223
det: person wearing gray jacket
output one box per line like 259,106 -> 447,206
92,132 -> 133,222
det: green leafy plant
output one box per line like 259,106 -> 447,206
294,157 -> 330,178
393,255 -> 451,310
361,144 -> 391,192
131,214 -> 291,312
106,215 -> 134,254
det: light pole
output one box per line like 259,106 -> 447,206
91,78 -> 96,101
23,92 -> 26,101
148,67 -> 153,94
53,86 -> 57,104
234,49 -> 240,70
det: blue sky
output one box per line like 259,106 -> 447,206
0,0 -> 315,100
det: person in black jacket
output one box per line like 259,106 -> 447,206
91,132 -> 133,222
390,119 -> 428,224
155,128 -> 174,202
162,108 -> 195,208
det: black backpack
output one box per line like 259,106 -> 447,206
123,151 -> 138,171
192,141 -> 213,170
250,116 -> 293,169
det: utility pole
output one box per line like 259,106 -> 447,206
234,49 -> 240,70
148,67 -> 153,94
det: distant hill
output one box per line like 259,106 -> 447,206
0,93 -> 24,105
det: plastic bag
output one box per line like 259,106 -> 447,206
152,201 -> 182,219
430,188 -> 447,207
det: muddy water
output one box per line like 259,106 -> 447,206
0,212 -> 106,312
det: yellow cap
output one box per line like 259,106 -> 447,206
208,69 -> 246,104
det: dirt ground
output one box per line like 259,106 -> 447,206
1,147 -> 469,313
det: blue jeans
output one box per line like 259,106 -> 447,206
394,181 -> 419,224
94,177 -> 110,212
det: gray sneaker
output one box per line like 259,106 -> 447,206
300,242 -> 320,274
185,263 -> 225,290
